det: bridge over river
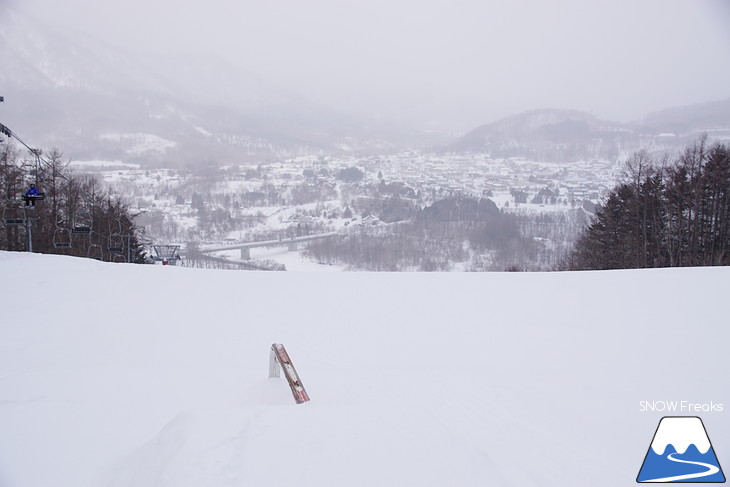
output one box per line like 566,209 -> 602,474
200,231 -> 339,260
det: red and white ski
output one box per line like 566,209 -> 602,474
270,343 -> 310,404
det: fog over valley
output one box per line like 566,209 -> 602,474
1,0 -> 729,271
5,0 -> 730,134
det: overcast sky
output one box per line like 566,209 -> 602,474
13,0 -> 730,131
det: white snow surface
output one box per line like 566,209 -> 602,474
0,251 -> 728,487
69,160 -> 141,169
99,133 -> 177,155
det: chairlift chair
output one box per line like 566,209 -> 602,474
112,253 -> 127,263
107,233 -> 124,253
24,205 -> 39,221
53,224 -> 72,249
83,229 -> 104,260
88,243 -> 103,261
2,200 -> 26,225
107,217 -> 124,253
71,209 -> 92,234
22,179 -> 45,204
53,229 -> 72,248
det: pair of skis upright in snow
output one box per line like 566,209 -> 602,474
269,343 -> 310,404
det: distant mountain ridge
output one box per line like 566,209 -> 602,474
0,8 -> 397,165
2,7 -> 727,165
640,98 -> 730,135
451,101 -> 730,162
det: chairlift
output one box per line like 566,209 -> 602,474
88,243 -> 103,261
111,253 -> 127,263
152,244 -> 180,265
108,233 -> 124,253
53,226 -> 72,249
72,208 -> 92,234
24,204 -> 39,221
107,218 -> 124,253
23,180 -> 45,204
2,200 -> 26,225
26,191 -> 46,202
53,217 -> 72,248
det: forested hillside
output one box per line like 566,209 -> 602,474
1,142 -> 144,261
567,137 -> 730,269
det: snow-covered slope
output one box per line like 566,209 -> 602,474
0,251 -> 728,487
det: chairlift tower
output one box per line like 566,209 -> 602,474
2,201 -> 39,252
25,210 -> 40,252
152,244 -> 180,265
114,234 -> 137,263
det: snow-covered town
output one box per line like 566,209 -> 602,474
73,151 -> 621,271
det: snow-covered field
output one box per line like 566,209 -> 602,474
99,133 -> 177,156
1,251 -> 728,487
219,247 -> 346,272
69,160 -> 142,170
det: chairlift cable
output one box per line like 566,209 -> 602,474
0,121 -> 69,181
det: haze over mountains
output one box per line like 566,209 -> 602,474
2,6 -> 729,165
452,101 -> 730,162
0,9 -> 404,163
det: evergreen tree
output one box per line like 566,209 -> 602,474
568,138 -> 730,270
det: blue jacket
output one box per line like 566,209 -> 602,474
26,186 -> 39,197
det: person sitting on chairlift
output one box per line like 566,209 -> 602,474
25,184 -> 39,207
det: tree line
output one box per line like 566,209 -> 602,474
305,195 -> 541,271
1,142 -> 145,262
566,137 -> 730,270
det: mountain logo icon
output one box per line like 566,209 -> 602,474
637,416 -> 725,483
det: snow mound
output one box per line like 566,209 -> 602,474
106,401 -> 517,487
1,251 -> 728,487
